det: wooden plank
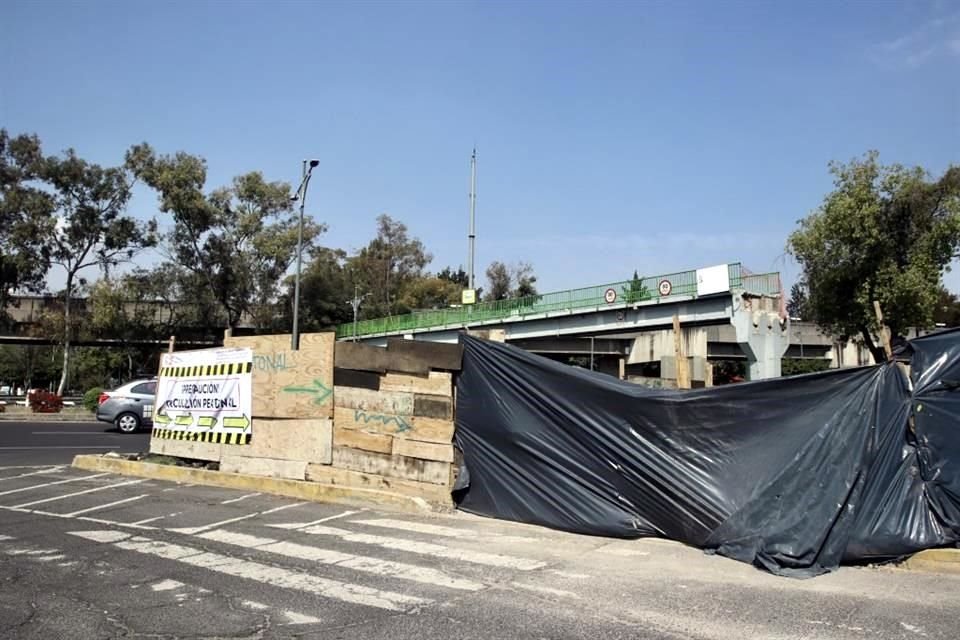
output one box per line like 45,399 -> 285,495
380,371 -> 452,396
333,368 -> 381,391
334,386 -> 414,416
305,464 -> 452,504
391,438 -> 455,463
334,342 -> 389,373
330,446 -> 452,485
335,406 -> 453,443
333,425 -> 394,455
221,418 -> 332,464
414,394 -> 453,419
386,339 -> 462,371
225,332 -> 335,419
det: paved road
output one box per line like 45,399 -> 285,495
0,466 -> 958,640
0,421 -> 150,466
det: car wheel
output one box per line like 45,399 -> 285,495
116,412 -> 141,434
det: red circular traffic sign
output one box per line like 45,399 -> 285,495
604,288 -> 617,303
658,279 -> 672,296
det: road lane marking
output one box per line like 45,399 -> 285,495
242,600 -> 321,625
68,530 -> 430,611
63,494 -> 148,517
220,493 -> 260,504
268,510 -> 361,530
0,473 -> 111,497
132,513 -> 180,525
351,518 -> 470,538
152,579 -> 186,591
511,582 -> 580,599
298,524 -> 546,570
0,466 -> 66,482
168,502 -> 305,535
0,446 -> 140,450
11,479 -> 147,508
197,529 -> 484,591
30,432 -> 129,436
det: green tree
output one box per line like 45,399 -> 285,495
513,261 -> 538,298
0,130 -> 56,325
280,246 -> 353,331
786,281 -> 809,320
788,152 -> 960,362
934,286 -> 960,327
128,144 -> 323,330
41,148 -> 157,395
484,261 -> 511,300
347,215 -> 431,317
622,270 -> 650,304
398,277 -> 461,310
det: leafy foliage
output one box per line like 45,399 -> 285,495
484,261 -> 538,301
83,386 -> 104,412
128,144 -> 322,329
781,358 -> 831,376
786,282 -> 809,319
622,271 -> 651,304
788,152 -> 960,361
347,214 -> 431,318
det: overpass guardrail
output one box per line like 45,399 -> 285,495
336,262 -> 781,340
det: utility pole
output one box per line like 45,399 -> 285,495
467,148 -> 477,291
348,284 -> 368,342
291,159 -> 319,351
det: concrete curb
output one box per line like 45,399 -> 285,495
897,548 -> 960,575
72,454 -> 444,515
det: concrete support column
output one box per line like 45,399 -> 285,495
733,296 -> 789,380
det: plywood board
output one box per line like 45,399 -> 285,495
305,464 -> 452,504
149,436 -> 221,462
380,371 -> 452,396
331,446 -> 452,485
413,394 -> 453,419
333,425 -> 394,455
391,438 -> 455,463
221,418 -> 332,465
220,455 -> 307,481
334,386 -> 414,416
336,406 -> 454,444
225,332 -> 334,419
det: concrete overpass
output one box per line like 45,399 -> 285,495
336,263 -> 811,380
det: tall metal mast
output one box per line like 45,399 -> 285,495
468,148 -> 477,290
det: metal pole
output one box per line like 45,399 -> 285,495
292,160 -> 314,351
590,336 -> 595,371
353,284 -> 360,342
467,148 -> 477,291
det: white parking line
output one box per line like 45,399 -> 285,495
11,479 -> 147,509
63,494 -> 148,517
0,466 -> 66,482
68,530 -> 430,611
298,524 -> 546,570
197,529 -> 484,591
268,510 -> 360,530
0,473 -> 111,497
168,502 -> 305,535
220,493 -> 260,505
351,518 -> 469,538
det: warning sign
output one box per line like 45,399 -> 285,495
152,347 -> 253,445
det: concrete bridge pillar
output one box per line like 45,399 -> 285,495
733,296 -> 789,380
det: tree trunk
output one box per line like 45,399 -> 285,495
859,325 -> 887,365
56,277 -> 72,396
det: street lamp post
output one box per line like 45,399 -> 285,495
291,159 -> 319,351
348,284 -> 368,342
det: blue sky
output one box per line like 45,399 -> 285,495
2,0 -> 958,294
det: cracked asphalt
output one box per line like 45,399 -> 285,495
1,465 -> 959,640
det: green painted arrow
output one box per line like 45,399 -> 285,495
174,414 -> 193,427
197,416 -> 217,428
282,379 -> 332,406
223,415 -> 250,429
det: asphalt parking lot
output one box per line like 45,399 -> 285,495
1,465 -> 959,640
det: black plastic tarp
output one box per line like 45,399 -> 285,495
453,332 -> 960,576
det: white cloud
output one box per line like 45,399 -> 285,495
871,12 -> 960,68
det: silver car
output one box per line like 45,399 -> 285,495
96,379 -> 157,433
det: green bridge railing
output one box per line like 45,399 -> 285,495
336,262 -> 781,339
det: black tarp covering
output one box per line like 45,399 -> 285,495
453,331 -> 960,576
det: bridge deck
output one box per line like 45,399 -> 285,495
337,263 -> 781,340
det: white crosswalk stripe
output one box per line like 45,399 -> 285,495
196,528 -> 484,591
296,523 -> 546,570
68,530 -> 431,612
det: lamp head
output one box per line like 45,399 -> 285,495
308,159 -> 319,168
